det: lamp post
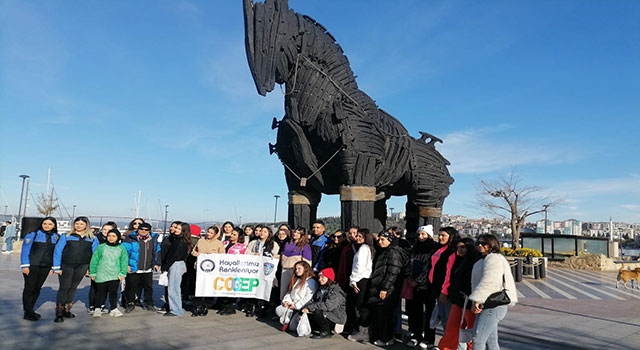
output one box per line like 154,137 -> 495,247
273,195 -> 280,226
72,205 -> 76,219
17,174 -> 30,240
542,204 -> 550,234
163,205 -> 169,234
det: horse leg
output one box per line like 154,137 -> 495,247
288,190 -> 321,230
339,186 -> 376,233
405,196 -> 443,243
373,197 -> 388,234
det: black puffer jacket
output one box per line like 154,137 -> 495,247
367,241 -> 409,304
447,253 -> 480,307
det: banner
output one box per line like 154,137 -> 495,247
194,254 -> 278,301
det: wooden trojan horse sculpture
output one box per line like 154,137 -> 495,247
243,0 -> 454,238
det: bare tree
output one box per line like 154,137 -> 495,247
36,193 -> 59,216
477,171 -> 560,248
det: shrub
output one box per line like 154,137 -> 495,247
501,247 -> 543,257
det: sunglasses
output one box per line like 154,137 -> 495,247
134,222 -> 143,225
333,235 -> 344,239
138,228 -> 150,231
475,241 -> 486,246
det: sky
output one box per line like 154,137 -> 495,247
1,0 -> 639,225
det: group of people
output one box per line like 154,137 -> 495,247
18,215 -> 518,350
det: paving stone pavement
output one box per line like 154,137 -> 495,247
1,252 -> 639,350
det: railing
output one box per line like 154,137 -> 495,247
508,257 -> 547,282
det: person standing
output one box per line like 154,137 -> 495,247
122,222 -> 161,312
346,228 -> 375,342
20,217 -> 60,321
309,220 -> 329,272
2,220 -> 17,254
89,228 -> 128,318
405,225 -> 437,347
161,222 -> 190,317
244,226 -> 280,317
363,231 -> 409,346
469,234 -> 518,350
88,221 -> 117,314
52,216 -> 99,323
438,237 -> 481,350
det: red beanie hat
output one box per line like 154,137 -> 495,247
190,224 -> 202,237
318,268 -> 335,282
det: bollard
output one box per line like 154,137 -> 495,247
539,258 -> 546,279
515,258 -> 523,282
534,260 -> 540,279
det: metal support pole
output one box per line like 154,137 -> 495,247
273,195 -> 280,227
17,175 -> 30,241
163,205 -> 169,234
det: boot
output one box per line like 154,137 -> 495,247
54,304 -> 65,323
244,303 -> 256,317
64,302 -> 76,318
347,326 -> 370,342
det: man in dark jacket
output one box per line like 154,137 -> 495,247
122,223 -> 160,312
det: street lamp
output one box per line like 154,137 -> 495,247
163,205 -> 169,234
17,174 -> 30,240
542,204 -> 550,234
273,195 -> 280,226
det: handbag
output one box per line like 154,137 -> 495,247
158,271 -> 169,286
458,294 -> 474,343
400,278 -> 414,300
429,300 -> 440,329
482,275 -> 510,309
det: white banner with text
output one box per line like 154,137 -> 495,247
194,254 -> 278,300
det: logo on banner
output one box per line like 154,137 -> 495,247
199,259 -> 216,273
263,262 -> 275,276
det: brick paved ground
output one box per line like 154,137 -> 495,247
1,251 -> 638,349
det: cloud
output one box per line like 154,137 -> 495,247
439,125 -> 582,174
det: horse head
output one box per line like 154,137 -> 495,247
243,0 -> 299,96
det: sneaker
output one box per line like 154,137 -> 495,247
124,303 -> 135,313
406,339 -> 419,347
92,309 -> 102,318
109,308 -> 123,317
100,306 -> 109,314
394,333 -> 403,343
373,340 -> 394,346
87,306 -> 95,314
418,343 -> 429,349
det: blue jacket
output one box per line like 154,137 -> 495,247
122,231 -> 160,272
310,234 -> 330,271
20,230 -> 60,268
52,233 -> 99,271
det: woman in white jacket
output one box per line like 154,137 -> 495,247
469,234 -> 518,350
276,260 -> 317,328
347,228 -> 375,342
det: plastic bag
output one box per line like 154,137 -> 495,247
296,313 -> 312,337
429,301 -> 440,329
158,272 -> 169,286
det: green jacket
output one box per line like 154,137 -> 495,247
89,243 -> 128,283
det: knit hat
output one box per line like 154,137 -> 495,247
417,225 -> 434,237
108,228 -> 121,239
378,231 -> 395,242
318,268 -> 335,282
138,223 -> 152,231
190,224 -> 202,237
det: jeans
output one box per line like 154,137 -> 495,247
168,261 -> 186,316
5,237 -> 15,251
22,266 -> 51,313
473,305 -> 508,350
